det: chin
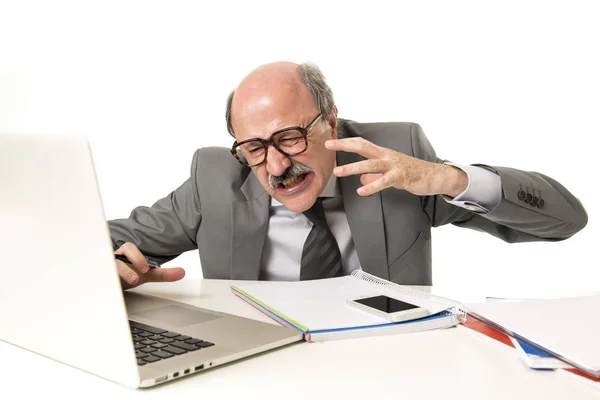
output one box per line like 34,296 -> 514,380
281,198 -> 315,213
275,189 -> 320,213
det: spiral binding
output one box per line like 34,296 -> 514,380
351,270 -> 467,323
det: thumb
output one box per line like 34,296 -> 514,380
144,267 -> 186,283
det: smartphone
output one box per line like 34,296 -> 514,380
346,295 -> 432,322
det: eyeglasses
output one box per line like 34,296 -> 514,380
230,114 -> 322,167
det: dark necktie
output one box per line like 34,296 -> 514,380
300,198 -> 343,280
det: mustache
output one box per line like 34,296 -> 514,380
268,162 -> 313,190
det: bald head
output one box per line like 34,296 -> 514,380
230,62 -> 311,138
237,61 -> 301,100
225,62 -> 335,139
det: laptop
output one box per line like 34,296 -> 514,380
0,133 -> 302,388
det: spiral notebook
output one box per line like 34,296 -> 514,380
230,271 -> 466,342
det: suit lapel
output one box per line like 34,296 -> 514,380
337,151 -> 389,280
229,149 -> 389,281
231,172 -> 270,280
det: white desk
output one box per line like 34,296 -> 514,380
1,279 -> 598,400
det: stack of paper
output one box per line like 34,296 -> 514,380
467,295 -> 600,378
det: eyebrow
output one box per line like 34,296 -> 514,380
244,121 -> 308,142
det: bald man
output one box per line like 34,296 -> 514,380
109,62 -> 588,289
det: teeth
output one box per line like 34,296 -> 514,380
282,176 -> 300,188
282,174 -> 305,188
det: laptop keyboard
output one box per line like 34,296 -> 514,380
130,320 -> 215,366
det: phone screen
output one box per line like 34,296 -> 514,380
354,295 -> 419,314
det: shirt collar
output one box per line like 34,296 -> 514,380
270,163 -> 341,207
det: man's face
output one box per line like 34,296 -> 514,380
234,110 -> 337,213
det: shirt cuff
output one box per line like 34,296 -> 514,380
440,162 -> 502,214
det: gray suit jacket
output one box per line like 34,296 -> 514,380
108,120 -> 588,285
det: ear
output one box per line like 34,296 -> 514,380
327,105 -> 338,139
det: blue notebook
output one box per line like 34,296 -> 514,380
510,337 -> 571,370
230,271 -> 465,342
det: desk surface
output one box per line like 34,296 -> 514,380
1,279 -> 599,400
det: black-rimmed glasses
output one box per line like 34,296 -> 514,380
230,114 -> 322,167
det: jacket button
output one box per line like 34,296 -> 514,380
525,193 -> 533,203
518,190 -> 527,201
537,199 -> 545,208
531,197 -> 538,207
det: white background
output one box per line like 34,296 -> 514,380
1,0 -> 598,295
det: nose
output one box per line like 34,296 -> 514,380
265,146 -> 291,177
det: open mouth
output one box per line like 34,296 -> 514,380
276,173 -> 309,190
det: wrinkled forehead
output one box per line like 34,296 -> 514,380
232,80 -> 316,141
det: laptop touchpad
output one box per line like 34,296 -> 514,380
132,305 -> 220,327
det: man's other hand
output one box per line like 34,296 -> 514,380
326,137 -> 468,198
114,242 -> 185,290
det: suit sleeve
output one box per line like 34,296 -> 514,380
107,150 -> 202,264
412,123 -> 588,242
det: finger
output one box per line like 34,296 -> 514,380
115,242 -> 149,274
334,160 -> 386,177
325,137 -> 383,159
357,174 -> 392,196
143,267 -> 186,283
116,260 -> 140,288
360,173 -> 382,186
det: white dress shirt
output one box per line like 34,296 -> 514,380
259,163 -> 501,281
